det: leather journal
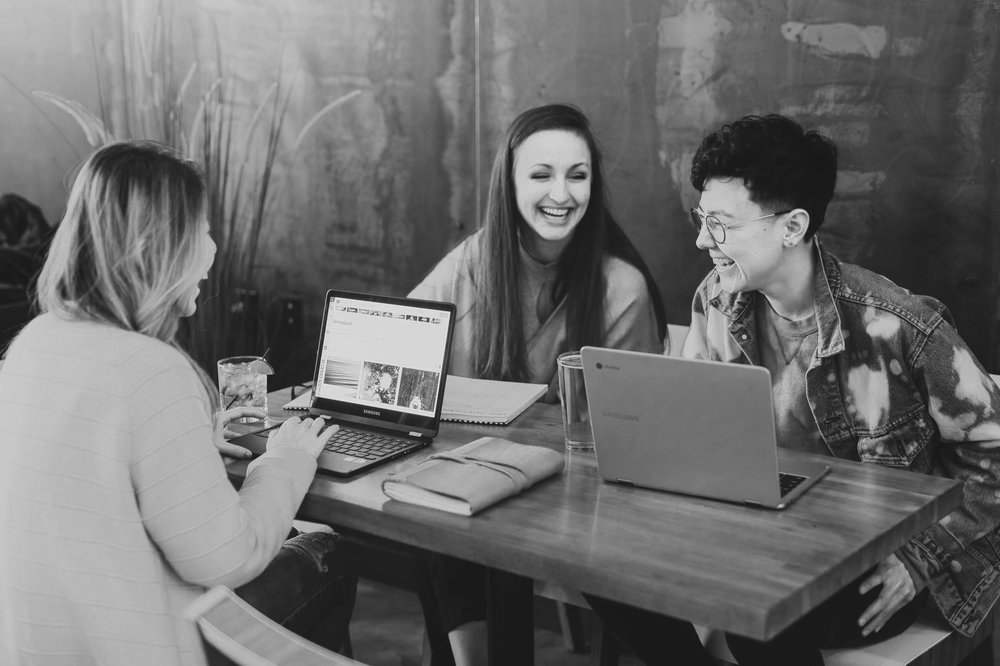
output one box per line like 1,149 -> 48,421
381,436 -> 564,515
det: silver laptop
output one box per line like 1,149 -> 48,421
581,347 -> 830,509
232,290 -> 456,476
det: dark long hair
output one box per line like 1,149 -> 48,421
474,104 -> 665,381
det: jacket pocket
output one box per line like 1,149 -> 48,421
933,531 -> 1000,637
856,410 -> 936,469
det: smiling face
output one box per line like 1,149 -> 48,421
512,129 -> 591,262
695,177 -> 789,295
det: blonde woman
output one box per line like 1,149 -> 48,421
0,141 -> 355,665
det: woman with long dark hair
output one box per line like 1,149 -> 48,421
410,104 -> 666,663
411,103 -> 665,402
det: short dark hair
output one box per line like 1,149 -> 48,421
690,114 -> 838,238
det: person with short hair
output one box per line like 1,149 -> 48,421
0,141 -> 356,665
586,114 -> 1000,665
409,103 -> 666,664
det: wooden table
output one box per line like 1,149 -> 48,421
227,387 -> 962,664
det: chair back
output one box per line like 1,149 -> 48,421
185,586 -> 367,666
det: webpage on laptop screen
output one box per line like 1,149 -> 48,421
314,296 -> 451,417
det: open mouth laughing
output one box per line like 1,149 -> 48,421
712,254 -> 737,274
540,206 -> 572,221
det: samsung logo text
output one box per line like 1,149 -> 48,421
603,411 -> 639,422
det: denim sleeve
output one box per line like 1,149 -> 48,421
905,320 -> 1000,577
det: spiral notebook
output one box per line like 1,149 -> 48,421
284,375 -> 545,426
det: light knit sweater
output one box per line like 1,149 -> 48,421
0,313 -> 318,666
409,230 -> 663,401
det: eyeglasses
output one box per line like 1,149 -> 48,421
689,208 -> 792,245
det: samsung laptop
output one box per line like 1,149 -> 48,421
232,291 -> 456,476
580,347 -> 830,509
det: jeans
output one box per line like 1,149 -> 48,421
584,594 -> 718,666
725,577 -> 929,666
586,566 -> 930,666
423,552 -> 487,632
210,530 -> 357,662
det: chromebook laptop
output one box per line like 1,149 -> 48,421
580,347 -> 830,509
231,290 -> 456,476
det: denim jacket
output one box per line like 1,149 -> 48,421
682,241 -> 1000,636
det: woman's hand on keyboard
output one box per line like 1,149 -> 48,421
267,416 -> 340,459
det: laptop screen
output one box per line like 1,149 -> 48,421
310,291 -> 456,435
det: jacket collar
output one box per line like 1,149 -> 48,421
710,238 -> 845,358
812,240 -> 845,358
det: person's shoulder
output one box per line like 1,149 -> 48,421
602,255 -> 648,297
436,230 -> 483,264
449,229 -> 484,266
833,257 -> 950,328
14,314 -> 194,394
409,230 -> 482,297
25,313 -> 170,358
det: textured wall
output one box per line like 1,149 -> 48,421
2,0 -> 999,369
0,0 -> 112,226
476,0 -> 1000,362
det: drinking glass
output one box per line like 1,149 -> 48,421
217,356 -> 270,422
556,351 -> 594,452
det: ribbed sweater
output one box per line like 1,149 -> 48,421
409,230 -> 663,401
0,313 -> 317,665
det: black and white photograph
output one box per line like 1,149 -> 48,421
3,2 -> 1000,665
395,367 -> 440,413
358,362 -> 400,405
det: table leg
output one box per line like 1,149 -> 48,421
487,567 -> 533,666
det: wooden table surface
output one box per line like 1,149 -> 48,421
227,387 -> 962,644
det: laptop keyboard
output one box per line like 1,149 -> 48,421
779,472 -> 807,497
323,425 -> 413,460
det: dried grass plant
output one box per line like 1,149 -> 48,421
32,2 -> 359,370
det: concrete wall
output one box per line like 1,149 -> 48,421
0,0 -> 112,225
2,0 -> 999,368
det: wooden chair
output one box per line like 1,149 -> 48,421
185,585 -> 368,666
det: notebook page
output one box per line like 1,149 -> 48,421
442,375 -> 546,424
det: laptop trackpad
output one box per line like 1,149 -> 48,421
228,427 -> 277,458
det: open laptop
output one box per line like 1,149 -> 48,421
231,290 -> 456,476
580,347 -> 830,509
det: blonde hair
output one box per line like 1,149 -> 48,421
37,140 -> 218,405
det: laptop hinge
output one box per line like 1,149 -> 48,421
616,478 -> 634,486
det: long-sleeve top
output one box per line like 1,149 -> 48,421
409,230 -> 663,401
0,313 -> 318,665
682,240 -> 1000,637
